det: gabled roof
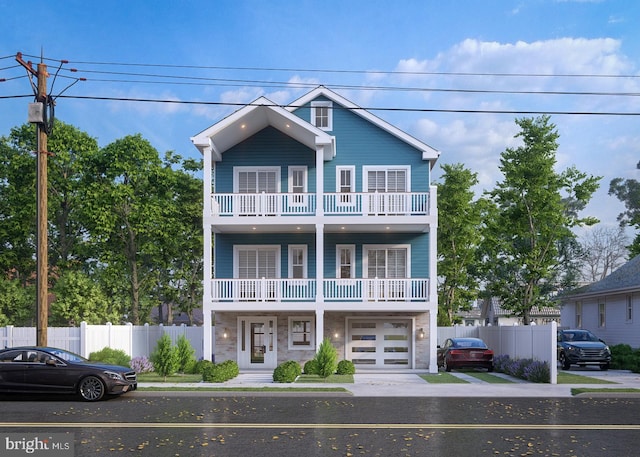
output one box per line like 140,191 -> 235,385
481,297 -> 560,318
289,86 -> 440,166
191,96 -> 335,161
560,255 -> 640,300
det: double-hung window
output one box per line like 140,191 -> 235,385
288,166 -> 307,206
311,101 -> 333,130
336,166 -> 355,206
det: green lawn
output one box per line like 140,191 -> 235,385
295,374 -> 354,384
463,371 -> 515,383
420,373 -> 468,384
137,372 -> 202,383
556,372 -> 616,385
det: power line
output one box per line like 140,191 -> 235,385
56,94 -> 640,116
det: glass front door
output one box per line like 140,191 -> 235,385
238,317 -> 277,369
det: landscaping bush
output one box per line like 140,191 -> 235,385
89,347 -> 131,367
175,334 -> 196,373
150,334 -> 179,380
493,354 -> 550,383
313,338 -> 338,378
336,359 -> 356,375
610,344 -> 640,371
202,360 -> 239,383
303,359 -> 319,375
130,356 -> 154,374
273,360 -> 302,383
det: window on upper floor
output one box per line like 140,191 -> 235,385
336,166 -> 355,204
288,166 -> 307,205
598,303 -> 606,327
288,245 -> 307,279
626,295 -> 633,322
311,101 -> 332,130
336,245 -> 356,279
363,245 -> 409,279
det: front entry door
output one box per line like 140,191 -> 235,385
238,317 -> 277,369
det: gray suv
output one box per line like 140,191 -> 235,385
557,329 -> 611,371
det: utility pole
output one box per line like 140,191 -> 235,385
16,52 -> 50,347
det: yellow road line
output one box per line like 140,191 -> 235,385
0,423 -> 639,430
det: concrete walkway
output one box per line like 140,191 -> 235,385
138,369 -> 640,398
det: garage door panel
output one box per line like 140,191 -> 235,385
348,319 -> 411,369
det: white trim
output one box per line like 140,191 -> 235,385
362,244 -> 411,278
233,245 -> 281,278
288,166 -> 308,206
233,166 -> 281,193
336,166 -> 356,205
336,244 -> 356,279
288,245 -> 308,278
363,165 -> 411,192
288,316 -> 316,350
311,101 -> 333,131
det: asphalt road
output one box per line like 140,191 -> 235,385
1,393 -> 639,456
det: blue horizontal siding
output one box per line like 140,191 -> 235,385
215,127 -> 316,193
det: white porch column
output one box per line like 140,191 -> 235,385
428,185 -> 439,373
315,309 -> 325,351
315,145 -> 324,217
315,223 -> 324,302
202,147 -> 214,361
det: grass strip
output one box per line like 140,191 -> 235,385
137,373 -> 202,383
571,387 -> 640,396
420,373 -> 469,384
138,386 -> 350,393
557,372 -> 616,385
464,372 -> 515,383
295,374 -> 354,384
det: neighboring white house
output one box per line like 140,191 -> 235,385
559,255 -> 640,347
481,297 -> 561,326
191,86 -> 440,371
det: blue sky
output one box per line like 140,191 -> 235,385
2,0 -> 640,241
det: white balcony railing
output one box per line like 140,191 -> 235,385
209,192 -> 430,217
211,193 -> 316,216
324,192 -> 430,216
210,278 -> 429,302
324,278 -> 429,302
211,278 -> 316,302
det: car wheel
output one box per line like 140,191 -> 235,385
559,352 -> 571,370
444,357 -> 452,372
78,376 -> 105,402
600,363 -> 610,371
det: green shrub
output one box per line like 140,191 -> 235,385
610,344 -> 637,370
336,359 -> 356,375
89,347 -> 131,367
175,334 -> 196,373
150,334 -> 179,380
273,360 -> 302,383
314,338 -> 338,378
202,360 -> 239,383
303,359 -> 318,375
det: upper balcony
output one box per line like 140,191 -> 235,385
208,192 -> 431,219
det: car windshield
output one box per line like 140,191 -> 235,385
563,331 -> 600,342
45,348 -> 87,363
452,339 -> 487,349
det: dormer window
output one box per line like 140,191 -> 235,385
311,101 -> 332,131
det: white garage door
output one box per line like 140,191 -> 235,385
348,319 -> 411,369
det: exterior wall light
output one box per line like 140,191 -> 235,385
418,328 -> 425,339
222,328 -> 229,339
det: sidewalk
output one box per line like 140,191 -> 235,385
138,369 -> 640,398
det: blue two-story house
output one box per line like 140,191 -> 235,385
191,86 -> 440,371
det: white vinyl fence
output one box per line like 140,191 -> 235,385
0,322 -> 211,361
438,322 -> 558,384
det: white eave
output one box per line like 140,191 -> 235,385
289,86 -> 441,166
191,96 -> 335,161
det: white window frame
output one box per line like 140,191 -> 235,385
336,166 -> 356,205
288,245 -> 308,279
288,316 -> 315,350
362,244 -> 411,278
626,295 -> 633,323
233,166 -> 281,193
311,101 -> 333,131
362,166 -> 411,193
233,245 -> 281,278
288,166 -> 307,206
336,244 -> 356,279
575,302 -> 582,328
598,303 -> 606,328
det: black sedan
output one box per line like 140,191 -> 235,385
0,346 -> 137,401
437,337 -> 494,372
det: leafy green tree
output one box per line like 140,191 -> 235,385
609,177 -> 640,258
0,275 -> 35,326
481,116 -> 600,324
80,134 -> 171,324
436,163 -> 484,326
50,270 -> 120,325
150,333 -> 179,380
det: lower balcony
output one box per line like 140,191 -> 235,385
210,278 -> 430,302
